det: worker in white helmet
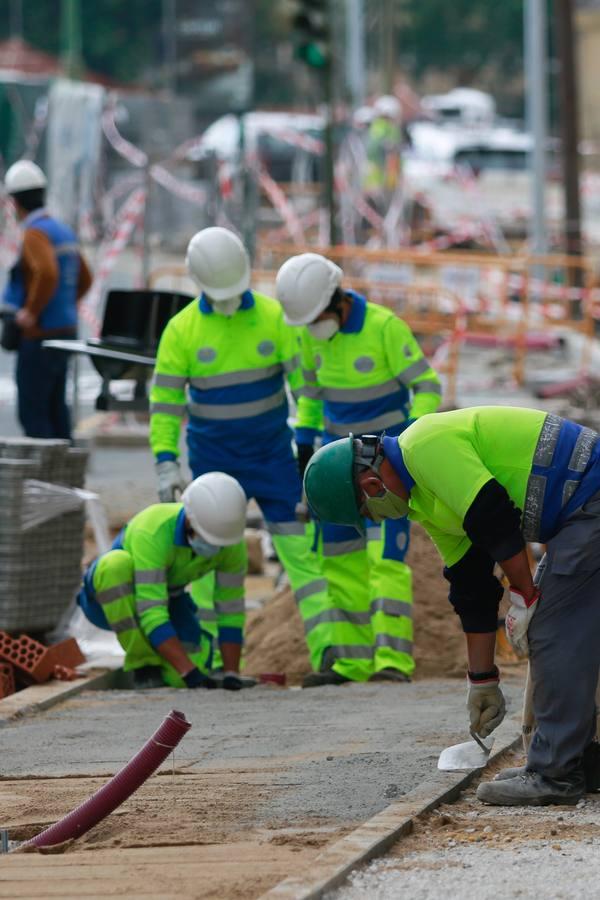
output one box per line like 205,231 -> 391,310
77,472 -> 250,689
149,227 -> 331,676
2,160 -> 92,439
364,95 -> 403,208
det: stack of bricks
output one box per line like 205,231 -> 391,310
0,632 -> 85,692
0,439 -> 89,634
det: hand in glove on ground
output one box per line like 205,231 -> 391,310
183,668 -> 217,689
505,586 -> 541,658
467,666 -> 506,738
156,459 -> 186,502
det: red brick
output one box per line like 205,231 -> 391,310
0,662 -> 15,699
0,632 -> 54,684
52,664 -> 78,681
49,637 -> 85,670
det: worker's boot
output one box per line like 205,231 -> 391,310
477,769 -> 585,806
370,668 -> 411,683
302,670 -> 351,688
495,742 -> 600,792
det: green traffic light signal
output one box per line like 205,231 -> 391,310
296,42 -> 328,68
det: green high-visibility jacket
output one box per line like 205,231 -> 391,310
391,406 -> 600,568
149,291 -> 303,464
296,292 -> 441,444
115,503 -> 247,647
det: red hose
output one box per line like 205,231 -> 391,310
22,709 -> 191,849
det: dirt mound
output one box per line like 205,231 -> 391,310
244,524 -> 466,683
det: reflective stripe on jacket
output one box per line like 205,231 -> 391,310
295,291 -> 441,444
150,290 -> 303,463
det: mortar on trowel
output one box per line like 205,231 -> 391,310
438,729 -> 494,771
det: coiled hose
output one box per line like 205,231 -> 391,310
21,709 -> 191,849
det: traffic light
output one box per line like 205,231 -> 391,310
291,0 -> 330,69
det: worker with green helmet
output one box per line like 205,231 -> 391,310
77,472 -> 249,690
303,406 -> 600,806
149,227 -> 331,675
276,252 -> 441,687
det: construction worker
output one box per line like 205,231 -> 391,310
303,406 -> 600,806
276,253 -> 441,686
149,227 -> 329,673
364,95 -> 403,210
2,160 -> 92,440
77,472 -> 248,690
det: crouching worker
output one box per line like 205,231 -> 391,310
77,472 -> 248,690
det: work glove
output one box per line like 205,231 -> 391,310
183,668 -> 217,689
156,459 -> 186,503
296,443 -> 315,480
467,667 -> 506,738
505,586 -> 541,658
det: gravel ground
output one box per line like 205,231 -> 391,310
332,751 -> 600,900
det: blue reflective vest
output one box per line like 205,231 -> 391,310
2,209 -> 80,332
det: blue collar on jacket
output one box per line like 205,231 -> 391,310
199,290 -> 255,314
22,207 -> 49,229
382,434 -> 415,493
174,508 -> 190,546
341,290 -> 367,333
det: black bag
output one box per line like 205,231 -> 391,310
0,314 -> 21,351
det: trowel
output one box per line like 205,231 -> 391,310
437,729 -> 494,771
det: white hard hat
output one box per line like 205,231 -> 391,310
182,472 -> 247,546
185,227 -> 251,302
374,95 -> 401,120
4,160 -> 47,194
276,253 -> 343,326
353,105 -> 375,127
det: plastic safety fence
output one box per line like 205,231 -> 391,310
0,439 -> 88,634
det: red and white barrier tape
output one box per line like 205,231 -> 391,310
81,188 -> 146,334
258,167 -> 305,244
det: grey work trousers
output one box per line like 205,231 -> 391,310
528,492 -> 600,778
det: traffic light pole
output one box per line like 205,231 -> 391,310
324,52 -> 338,247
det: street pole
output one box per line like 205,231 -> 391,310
554,0 -> 582,259
162,0 -> 177,95
60,0 -> 83,79
324,0 -> 338,246
346,0 -> 366,106
525,0 -> 548,256
381,0 -> 395,94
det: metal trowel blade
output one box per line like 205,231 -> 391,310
437,732 -> 494,771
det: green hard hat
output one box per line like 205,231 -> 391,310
303,437 -> 365,535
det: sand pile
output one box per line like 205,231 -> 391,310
244,524 -> 467,683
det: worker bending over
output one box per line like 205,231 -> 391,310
149,227 -> 330,673
276,253 -> 441,686
304,407 -> 600,806
78,473 -> 248,690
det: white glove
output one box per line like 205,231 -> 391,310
505,586 -> 541,658
467,669 -> 506,738
156,459 -> 185,502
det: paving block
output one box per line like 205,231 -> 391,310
49,637 -> 85,670
0,631 -> 55,684
0,662 -> 15,699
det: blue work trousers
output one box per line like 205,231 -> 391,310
16,339 -> 72,440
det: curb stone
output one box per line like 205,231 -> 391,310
259,714 -> 522,900
0,670 -> 115,726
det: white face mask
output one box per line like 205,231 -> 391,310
212,295 -> 242,317
307,318 -> 339,341
189,534 -> 221,558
